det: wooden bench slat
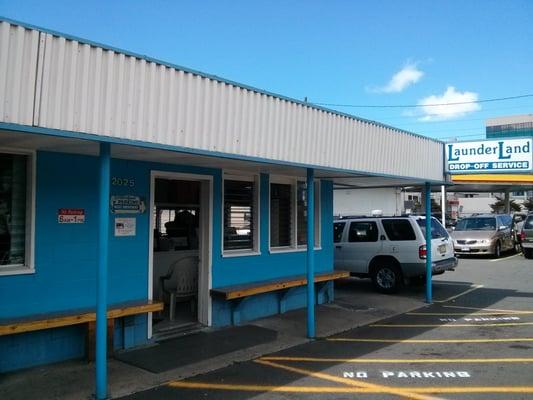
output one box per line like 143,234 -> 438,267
211,270 -> 349,300
0,300 -> 164,336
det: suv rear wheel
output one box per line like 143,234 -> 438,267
371,261 -> 403,294
524,248 -> 533,259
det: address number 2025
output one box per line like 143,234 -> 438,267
111,177 -> 135,187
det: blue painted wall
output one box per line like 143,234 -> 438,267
0,150 -> 334,372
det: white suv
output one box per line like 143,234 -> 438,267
333,215 -> 458,293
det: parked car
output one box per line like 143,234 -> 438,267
520,215 -> 533,259
333,215 -> 457,293
451,214 -> 516,257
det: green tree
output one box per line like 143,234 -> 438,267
489,196 -> 522,213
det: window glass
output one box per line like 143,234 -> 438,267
153,179 -> 200,252
0,153 -> 28,266
416,218 -> 449,239
270,183 -> 292,247
524,217 -> 533,230
224,180 -> 255,251
348,221 -> 378,242
296,181 -> 320,247
381,219 -> 416,241
333,222 -> 345,243
455,217 -> 496,231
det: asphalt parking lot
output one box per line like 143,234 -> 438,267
121,252 -> 533,400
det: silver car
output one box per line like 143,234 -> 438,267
452,214 -> 515,257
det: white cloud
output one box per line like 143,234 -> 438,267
371,63 -> 424,93
417,86 -> 481,121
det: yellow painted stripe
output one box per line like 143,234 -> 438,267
433,285 -> 483,303
370,321 -> 533,328
255,359 -> 441,400
451,174 -> 533,184
443,305 -> 532,314
326,337 -> 533,344
167,381 -> 533,394
406,311 -> 533,316
259,356 -> 533,363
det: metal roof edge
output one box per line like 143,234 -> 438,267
0,15 -> 444,146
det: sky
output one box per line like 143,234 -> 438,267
1,0 -> 532,141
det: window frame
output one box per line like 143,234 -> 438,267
0,148 -> 35,276
269,176 -> 321,253
221,172 -> 260,257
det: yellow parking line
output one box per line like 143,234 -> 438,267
255,359 -> 441,400
167,381 -> 533,394
443,305 -> 532,314
326,337 -> 533,344
489,253 -> 521,262
406,311 -> 533,315
433,284 -> 483,303
370,322 -> 533,328
259,356 -> 533,363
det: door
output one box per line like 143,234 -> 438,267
341,220 -> 383,274
148,171 -> 213,338
333,221 -> 347,269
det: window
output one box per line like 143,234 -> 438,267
223,176 -> 258,252
296,181 -> 320,247
455,217 -> 496,231
153,179 -> 200,252
381,219 -> 416,241
348,221 -> 378,242
0,151 -> 33,272
416,218 -> 449,239
270,183 -> 292,247
270,177 -> 321,250
333,222 -> 345,243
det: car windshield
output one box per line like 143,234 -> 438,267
416,217 -> 449,239
455,217 -> 496,231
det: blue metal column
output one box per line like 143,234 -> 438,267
96,142 -> 111,400
425,182 -> 432,303
306,168 -> 315,338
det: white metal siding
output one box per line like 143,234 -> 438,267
0,21 -> 444,181
0,22 -> 40,125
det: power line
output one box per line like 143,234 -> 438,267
311,93 -> 533,109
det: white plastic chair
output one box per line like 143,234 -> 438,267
159,255 -> 199,321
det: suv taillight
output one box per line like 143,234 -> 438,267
520,231 -> 526,241
419,245 -> 427,259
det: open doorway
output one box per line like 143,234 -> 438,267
149,172 -> 212,338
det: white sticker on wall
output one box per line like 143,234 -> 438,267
114,217 -> 136,237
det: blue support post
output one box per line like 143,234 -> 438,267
425,182 -> 432,304
96,142 -> 110,400
306,168 -> 315,338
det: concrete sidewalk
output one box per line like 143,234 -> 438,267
0,279 -> 426,400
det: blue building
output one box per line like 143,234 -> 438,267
0,17 -> 447,383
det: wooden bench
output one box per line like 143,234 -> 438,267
0,300 -> 164,359
210,270 -> 349,324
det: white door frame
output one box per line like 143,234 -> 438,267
147,170 -> 213,338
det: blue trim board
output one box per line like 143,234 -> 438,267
0,16 -> 443,145
0,123 -> 449,186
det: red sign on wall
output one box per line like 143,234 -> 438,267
58,208 -> 85,224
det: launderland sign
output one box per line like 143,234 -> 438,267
446,138 -> 533,173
